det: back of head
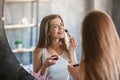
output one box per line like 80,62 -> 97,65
81,10 -> 120,80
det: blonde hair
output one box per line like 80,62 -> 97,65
81,10 -> 120,80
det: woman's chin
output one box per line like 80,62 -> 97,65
59,35 -> 65,39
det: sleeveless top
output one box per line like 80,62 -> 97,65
42,48 -> 69,80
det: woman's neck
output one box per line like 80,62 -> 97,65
49,42 -> 62,50
48,39 -> 64,55
50,38 -> 61,47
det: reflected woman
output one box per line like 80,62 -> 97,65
68,10 -> 120,80
33,14 -> 77,80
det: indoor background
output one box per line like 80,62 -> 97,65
4,0 -> 120,67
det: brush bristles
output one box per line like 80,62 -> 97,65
65,29 -> 68,32
64,29 -> 71,38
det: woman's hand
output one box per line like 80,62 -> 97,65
69,37 -> 78,53
69,37 -> 78,63
40,55 -> 58,75
43,55 -> 58,68
68,64 -> 80,80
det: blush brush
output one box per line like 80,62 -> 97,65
65,29 -> 72,38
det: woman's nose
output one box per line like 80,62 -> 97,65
59,27 -> 64,32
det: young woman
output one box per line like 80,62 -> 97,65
33,14 -> 77,80
68,10 -> 120,80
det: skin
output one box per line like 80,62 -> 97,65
33,17 -> 77,76
68,60 -> 84,80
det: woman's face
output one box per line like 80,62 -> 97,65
49,17 -> 65,39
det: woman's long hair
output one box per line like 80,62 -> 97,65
81,10 -> 120,80
35,14 -> 68,52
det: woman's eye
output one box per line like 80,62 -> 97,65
60,23 -> 64,26
54,25 -> 59,28
53,23 -> 64,29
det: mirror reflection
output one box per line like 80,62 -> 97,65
4,0 -> 120,80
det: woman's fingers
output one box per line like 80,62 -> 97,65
68,63 -> 79,79
51,55 -> 59,60
45,57 -> 57,67
69,37 -> 78,47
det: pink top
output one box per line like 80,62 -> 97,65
33,69 -> 51,80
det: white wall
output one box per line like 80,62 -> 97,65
4,0 -> 113,64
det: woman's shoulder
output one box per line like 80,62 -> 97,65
33,48 -> 43,63
34,48 -> 43,54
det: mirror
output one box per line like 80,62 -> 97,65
2,0 -> 120,80
0,0 -> 34,79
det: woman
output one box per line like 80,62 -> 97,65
68,10 -> 120,80
33,14 -> 77,80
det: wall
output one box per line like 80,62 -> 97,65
50,0 -> 86,62
4,2 -> 36,64
112,0 -> 120,37
4,0 -> 114,65
94,0 -> 112,15
4,0 -> 86,64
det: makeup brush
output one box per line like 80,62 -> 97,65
65,29 -> 72,38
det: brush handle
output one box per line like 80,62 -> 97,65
66,32 -> 72,38
65,29 -> 72,38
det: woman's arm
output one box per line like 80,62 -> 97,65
69,37 -> 78,64
33,48 -> 57,75
33,48 -> 43,73
68,64 -> 80,80
33,48 -> 48,75
68,60 -> 85,80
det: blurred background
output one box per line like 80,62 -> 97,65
4,0 -> 120,67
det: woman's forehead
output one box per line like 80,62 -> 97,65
50,17 -> 62,25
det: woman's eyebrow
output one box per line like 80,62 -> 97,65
51,24 -> 60,26
52,23 -> 63,25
